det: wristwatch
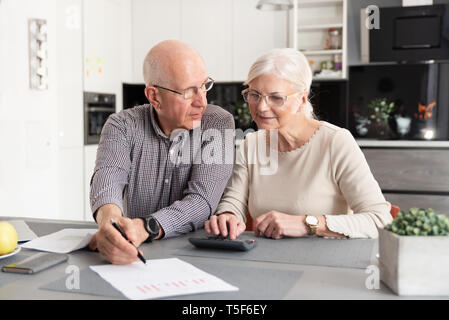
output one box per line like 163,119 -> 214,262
141,216 -> 161,242
305,215 -> 319,236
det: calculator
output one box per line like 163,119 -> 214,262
188,235 -> 257,252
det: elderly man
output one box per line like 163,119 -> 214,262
88,40 -> 235,264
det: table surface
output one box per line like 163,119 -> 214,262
0,217 -> 446,300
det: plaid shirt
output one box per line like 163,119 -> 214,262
90,104 -> 235,238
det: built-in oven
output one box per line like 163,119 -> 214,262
361,4 -> 449,63
84,92 -> 116,145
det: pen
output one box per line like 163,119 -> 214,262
110,219 -> 146,264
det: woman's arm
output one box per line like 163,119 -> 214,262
253,211 -> 347,239
316,216 -> 347,238
214,136 -> 252,223
325,129 -> 393,238
205,135 -> 253,239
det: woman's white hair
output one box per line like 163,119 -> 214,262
245,48 -> 315,118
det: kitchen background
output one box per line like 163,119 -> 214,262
1,0 -> 449,222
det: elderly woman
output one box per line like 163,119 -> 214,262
205,48 -> 392,240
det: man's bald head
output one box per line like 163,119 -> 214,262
143,40 -> 206,88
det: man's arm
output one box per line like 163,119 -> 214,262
152,111 -> 235,238
88,112 -> 150,263
90,113 -> 131,219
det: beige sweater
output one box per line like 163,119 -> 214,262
215,121 -> 393,238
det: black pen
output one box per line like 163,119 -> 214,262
110,219 -> 146,264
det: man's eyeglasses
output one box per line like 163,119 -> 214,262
241,88 -> 300,108
153,77 -> 215,100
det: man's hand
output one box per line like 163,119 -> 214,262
88,204 -> 149,264
205,213 -> 246,240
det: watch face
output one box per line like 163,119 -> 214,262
306,215 -> 318,225
148,217 -> 160,235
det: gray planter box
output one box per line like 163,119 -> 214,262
378,227 -> 449,296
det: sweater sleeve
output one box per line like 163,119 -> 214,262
214,137 -> 250,223
325,129 -> 393,238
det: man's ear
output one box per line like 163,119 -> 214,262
145,86 -> 161,110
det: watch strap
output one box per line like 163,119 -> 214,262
309,223 -> 317,235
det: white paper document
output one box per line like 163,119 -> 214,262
21,228 -> 97,253
8,220 -> 38,242
90,258 -> 239,300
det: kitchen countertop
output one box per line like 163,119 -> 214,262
235,138 -> 449,148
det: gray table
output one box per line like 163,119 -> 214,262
0,217 -> 445,300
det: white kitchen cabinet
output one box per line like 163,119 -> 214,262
59,147 -> 84,221
131,0 -> 182,84
180,0 -> 233,82
56,0 -> 85,221
130,0 -> 288,83
56,0 -> 83,149
83,0 -> 132,111
232,0 -> 289,82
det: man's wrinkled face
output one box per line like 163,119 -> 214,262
156,57 -> 209,133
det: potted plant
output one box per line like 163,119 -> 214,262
367,98 -> 396,139
233,101 -> 252,130
379,208 -> 449,296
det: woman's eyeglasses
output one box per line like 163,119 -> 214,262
241,88 -> 300,108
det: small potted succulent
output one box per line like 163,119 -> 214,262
379,208 -> 449,296
367,98 -> 397,139
233,101 -> 252,129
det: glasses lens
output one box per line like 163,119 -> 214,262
247,92 -> 261,105
268,95 -> 286,107
184,87 -> 196,99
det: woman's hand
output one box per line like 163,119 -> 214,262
254,211 -> 309,239
205,213 -> 246,240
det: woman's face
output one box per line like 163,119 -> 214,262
246,74 -> 305,130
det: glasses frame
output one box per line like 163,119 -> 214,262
241,88 -> 301,108
153,77 -> 215,100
